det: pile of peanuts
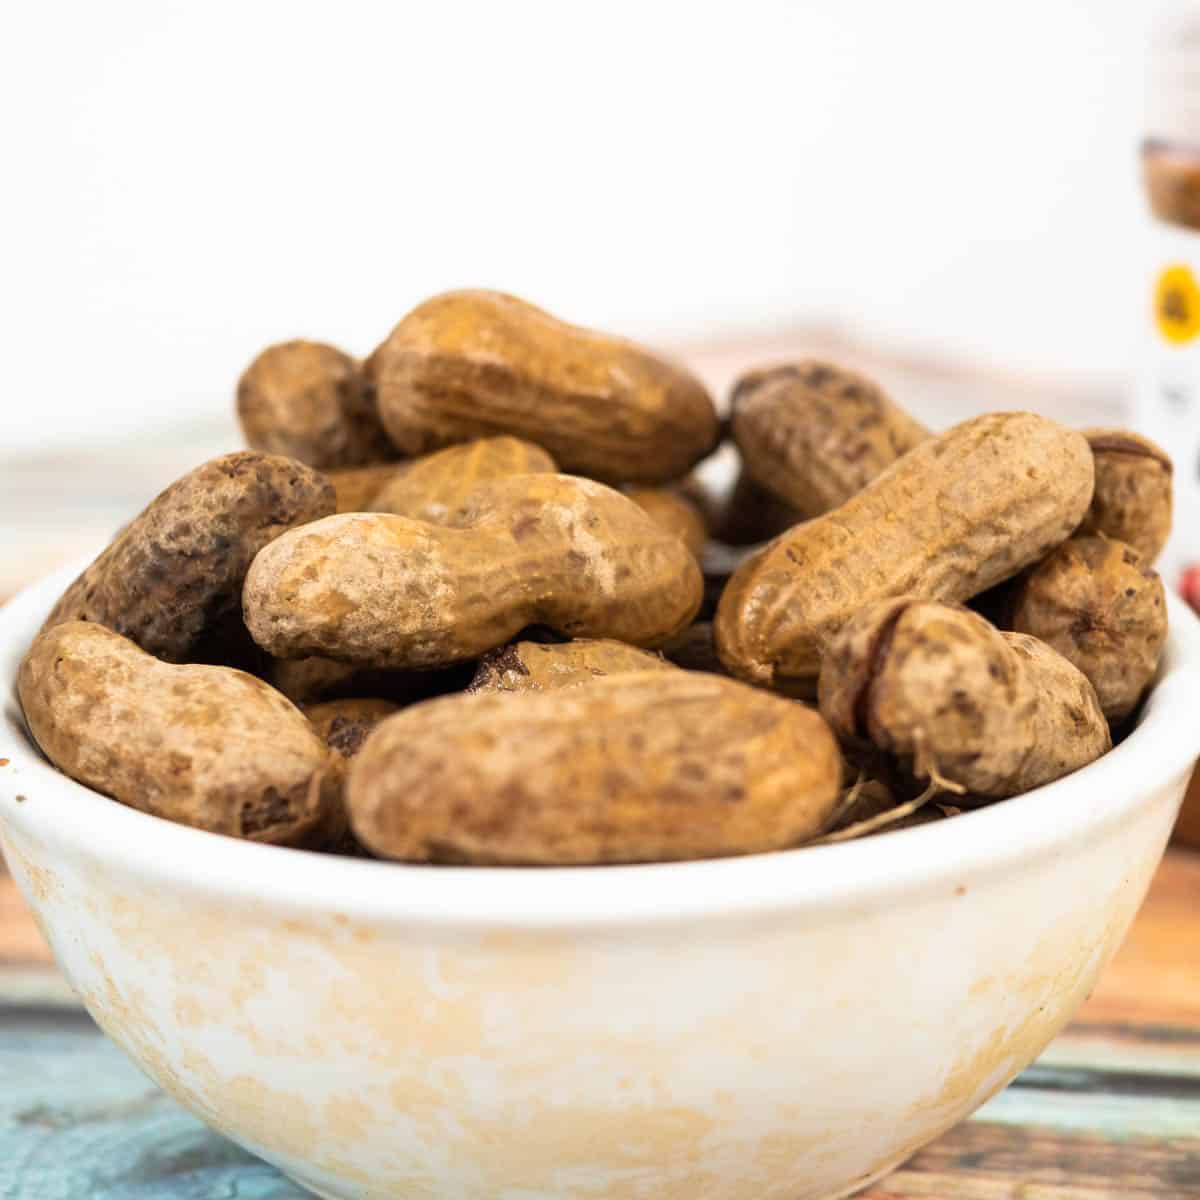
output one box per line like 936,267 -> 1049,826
17,290 -> 1174,865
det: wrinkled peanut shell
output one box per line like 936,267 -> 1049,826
42,452 -> 335,662
372,290 -> 720,484
819,599 -> 1111,798
347,671 -> 842,864
1079,429 -> 1173,563
244,474 -> 702,668
370,436 -> 557,523
237,340 -> 395,469
625,488 -> 708,559
716,412 -> 1095,693
1009,534 -> 1167,724
19,622 -> 337,844
731,361 -> 930,519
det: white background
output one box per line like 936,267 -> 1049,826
0,1 -> 1165,453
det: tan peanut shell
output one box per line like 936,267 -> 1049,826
469,639 -> 672,694
1008,535 -> 1167,724
305,698 -> 400,758
1079,429 -> 1173,563
244,473 -> 703,668
731,361 -> 930,519
624,487 -> 708,558
327,463 -> 408,513
819,599 -> 1111,798
715,412 -> 1095,693
237,340 -> 395,469
18,622 -> 337,844
347,671 -> 842,865
371,290 -> 720,484
42,452 -> 335,663
370,436 -> 557,523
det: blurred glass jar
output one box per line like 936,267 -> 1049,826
1141,3 -> 1200,848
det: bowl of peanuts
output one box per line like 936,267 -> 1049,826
2,290 -> 1198,1200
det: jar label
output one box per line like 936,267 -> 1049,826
1137,219 -> 1200,605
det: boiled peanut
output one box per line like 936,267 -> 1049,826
305,698 -> 400,758
1079,429 -> 1173,563
468,638 -> 672,694
370,436 -> 556,523
819,599 -> 1111,798
731,361 -> 930,518
347,671 -> 842,864
716,412 -> 1095,693
42,452 -> 334,663
237,340 -> 395,469
19,622 -> 338,844
625,487 -> 708,558
371,290 -> 720,483
244,473 -> 702,668
327,463 -> 408,513
1008,534 -> 1167,724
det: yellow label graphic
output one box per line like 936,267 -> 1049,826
1155,263 -> 1200,344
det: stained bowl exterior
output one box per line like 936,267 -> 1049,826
3,560 -> 1199,1200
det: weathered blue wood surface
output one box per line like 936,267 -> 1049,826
2,1007 -> 1199,1199
0,1011 -> 307,1200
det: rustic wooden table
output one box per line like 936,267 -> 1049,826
1,330 -> 1196,1197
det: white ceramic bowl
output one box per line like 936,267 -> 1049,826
3,561 -> 1200,1200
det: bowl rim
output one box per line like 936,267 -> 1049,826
3,556 -> 1200,929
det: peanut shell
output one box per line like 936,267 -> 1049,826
237,340 -> 395,469
1079,429 -> 1173,563
244,473 -> 702,668
42,452 -> 335,662
716,412 -> 1095,693
819,599 -> 1111,798
1008,534 -> 1167,724
732,361 -> 930,518
372,290 -> 720,484
19,622 -> 337,844
347,671 -> 842,864
370,436 -> 557,523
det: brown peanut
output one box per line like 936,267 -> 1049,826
42,452 -> 335,663
715,412 -> 1095,693
244,473 -> 702,668
819,599 -> 1111,798
625,487 -> 708,558
469,639 -> 672,694
347,671 -> 842,864
237,340 -> 395,469
370,436 -> 557,522
19,622 -> 338,844
305,698 -> 401,758
1008,535 -> 1167,724
1079,429 -> 1173,563
327,463 -> 408,513
371,290 -> 720,483
731,361 -> 930,519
